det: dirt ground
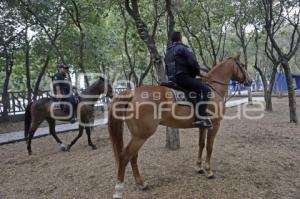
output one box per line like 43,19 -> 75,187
0,98 -> 300,199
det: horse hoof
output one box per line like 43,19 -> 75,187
113,193 -> 122,199
138,181 -> 149,190
66,145 -> 71,151
91,145 -> 97,150
28,151 -> 32,156
60,143 -> 68,151
206,172 -> 215,179
196,167 -> 205,174
113,183 -> 124,199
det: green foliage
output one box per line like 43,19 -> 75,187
0,0 -> 299,92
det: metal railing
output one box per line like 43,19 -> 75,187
0,87 -> 129,118
0,91 -> 52,116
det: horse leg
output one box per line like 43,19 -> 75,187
205,122 -> 220,178
47,119 -> 67,151
130,152 -> 148,190
67,125 -> 84,151
114,136 -> 147,199
85,126 -> 97,150
196,128 -> 207,174
26,121 -> 40,155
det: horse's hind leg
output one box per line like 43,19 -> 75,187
196,128 -> 207,174
27,121 -> 40,155
130,152 -> 148,190
114,136 -> 147,199
85,126 -> 97,150
205,121 -> 220,178
67,125 -> 84,150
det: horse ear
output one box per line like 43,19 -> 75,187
99,76 -> 105,81
234,52 -> 241,61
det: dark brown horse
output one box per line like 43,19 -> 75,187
24,77 -> 112,155
108,54 -> 252,198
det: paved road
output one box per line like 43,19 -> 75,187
0,118 -> 107,145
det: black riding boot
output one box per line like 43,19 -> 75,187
192,103 -> 212,128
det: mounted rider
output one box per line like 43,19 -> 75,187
53,63 -> 78,123
164,31 -> 212,128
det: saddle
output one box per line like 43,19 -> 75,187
51,96 -> 79,114
160,81 -> 197,106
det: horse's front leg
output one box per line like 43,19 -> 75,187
85,126 -> 97,150
47,119 -> 67,151
205,121 -> 220,178
67,125 -> 84,150
196,128 -> 207,174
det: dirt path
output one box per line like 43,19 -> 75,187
0,98 -> 299,199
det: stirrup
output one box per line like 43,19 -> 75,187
193,118 -> 212,129
69,117 -> 77,124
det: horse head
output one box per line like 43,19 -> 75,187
98,76 -> 113,99
230,53 -> 252,87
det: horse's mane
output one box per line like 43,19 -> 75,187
208,57 -> 231,73
211,56 -> 233,69
205,56 -> 236,79
82,77 -> 105,94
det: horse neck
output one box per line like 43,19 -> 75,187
81,80 -> 103,102
207,61 -> 233,97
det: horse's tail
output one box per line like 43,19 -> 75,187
108,90 -> 133,166
24,102 -> 33,139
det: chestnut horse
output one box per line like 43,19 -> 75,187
108,54 -> 252,198
24,77 -> 112,155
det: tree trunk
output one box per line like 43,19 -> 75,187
165,0 -> 180,150
125,0 -> 166,82
19,0 -> 65,64
166,0 -> 175,46
265,67 -> 277,111
253,65 -> 268,103
247,87 -> 253,104
1,50 -> 13,121
121,7 -> 139,86
282,61 -> 298,123
24,26 -> 32,103
166,127 -> 180,150
33,53 -> 51,100
125,0 -> 179,149
245,53 -> 253,104
79,30 -> 89,87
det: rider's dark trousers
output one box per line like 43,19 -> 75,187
171,73 -> 211,118
56,95 -> 77,117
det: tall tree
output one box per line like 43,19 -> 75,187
120,4 -> 153,86
233,0 -> 256,103
18,0 -> 66,64
178,0 -> 232,68
124,0 -> 166,82
262,0 -> 300,123
0,1 -> 24,120
252,25 -> 278,110
124,0 -> 180,149
63,0 -> 90,87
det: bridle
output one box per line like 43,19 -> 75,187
234,59 -> 248,85
201,58 -> 249,102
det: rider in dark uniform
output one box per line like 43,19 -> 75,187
53,63 -> 77,123
164,32 -> 212,128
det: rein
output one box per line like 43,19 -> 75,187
225,84 -> 239,103
199,58 -> 247,102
